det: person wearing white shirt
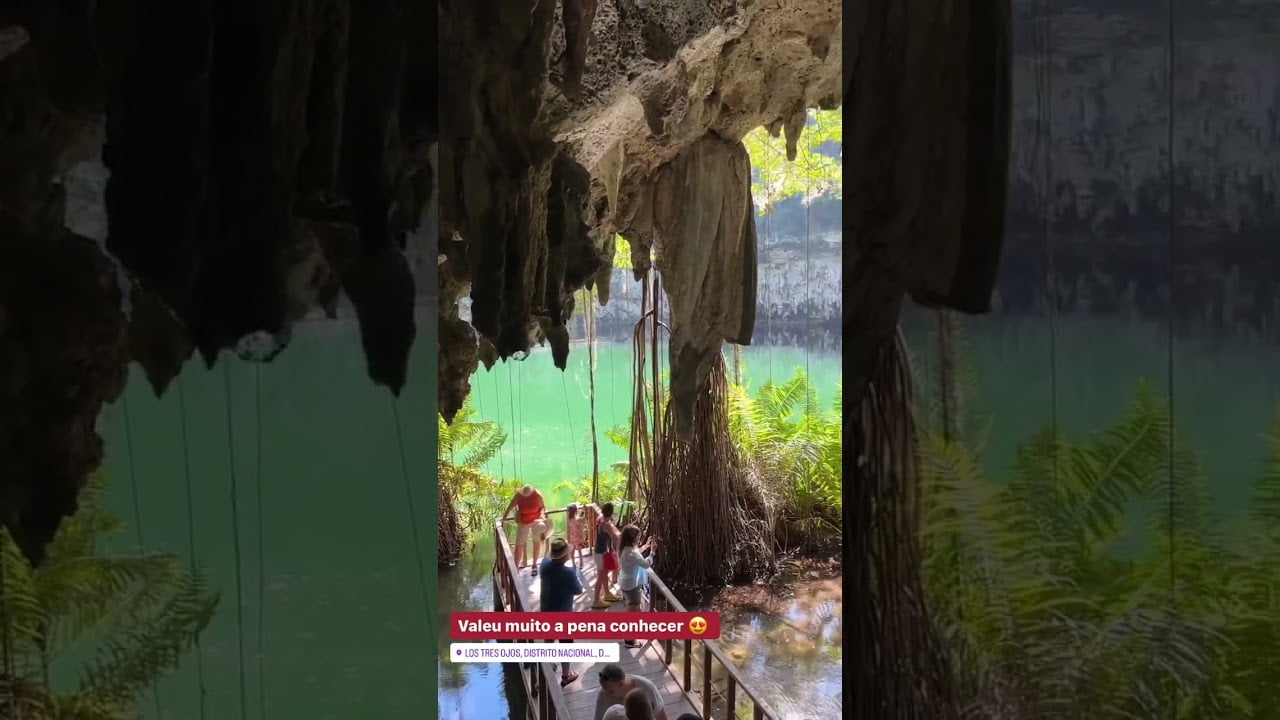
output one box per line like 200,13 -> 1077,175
616,524 -> 655,649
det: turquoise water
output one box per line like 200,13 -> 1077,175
436,542 -> 529,720
439,342 -> 844,720
905,312 -> 1280,511
465,341 -> 841,498
93,315 -> 439,720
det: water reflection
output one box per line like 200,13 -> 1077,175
438,542 -> 527,720
707,572 -> 843,719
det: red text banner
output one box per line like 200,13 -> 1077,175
451,611 -> 721,640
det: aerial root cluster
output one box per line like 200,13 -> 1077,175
650,353 -> 775,588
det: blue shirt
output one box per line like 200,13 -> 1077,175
539,559 -> 583,612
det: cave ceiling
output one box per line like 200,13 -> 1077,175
438,0 -> 841,435
0,0 -> 435,564
1,0 -> 841,565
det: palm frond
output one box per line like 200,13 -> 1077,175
918,374 -> 1263,717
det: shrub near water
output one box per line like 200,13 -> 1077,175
439,365 -> 844,565
554,425 -> 633,521
554,366 -> 842,559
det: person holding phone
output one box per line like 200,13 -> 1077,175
617,524 -> 655,648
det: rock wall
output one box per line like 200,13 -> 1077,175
1000,0 -> 1280,333
594,230 -> 842,336
1008,1 -> 1279,232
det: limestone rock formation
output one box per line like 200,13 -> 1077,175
0,0 -> 435,564
438,0 -> 840,434
624,134 -> 758,432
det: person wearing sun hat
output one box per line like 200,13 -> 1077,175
502,484 -> 547,575
540,536 -> 585,686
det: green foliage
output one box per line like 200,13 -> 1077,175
549,369 -> 843,552
439,397 -> 507,473
728,367 -> 842,551
0,473 -> 218,720
612,235 -> 634,271
554,424 -> 635,522
919,374 -> 1280,718
438,397 -> 518,533
743,109 -> 842,215
553,472 -> 632,517
445,367 -> 842,553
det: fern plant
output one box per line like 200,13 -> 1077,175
911,313 -> 1280,717
437,397 -> 513,534
0,473 -> 218,720
727,367 -> 842,551
918,384 -> 1243,718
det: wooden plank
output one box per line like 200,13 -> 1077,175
512,556 -> 633,613
552,639 -> 698,719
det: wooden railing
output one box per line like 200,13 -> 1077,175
493,512 -> 781,720
646,571 -> 781,720
493,515 -> 573,720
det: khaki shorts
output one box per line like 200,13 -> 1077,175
516,519 -> 547,547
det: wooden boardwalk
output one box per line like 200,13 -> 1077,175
494,514 -> 779,720
512,558 -> 700,719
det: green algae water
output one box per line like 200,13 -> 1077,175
96,314 -> 438,720
439,341 -> 844,720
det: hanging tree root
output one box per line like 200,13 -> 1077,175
627,279 -> 655,516
848,332 -> 958,719
627,271 -> 665,523
650,353 -> 775,588
437,471 -> 466,568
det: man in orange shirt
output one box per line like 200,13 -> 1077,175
502,484 -> 548,575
